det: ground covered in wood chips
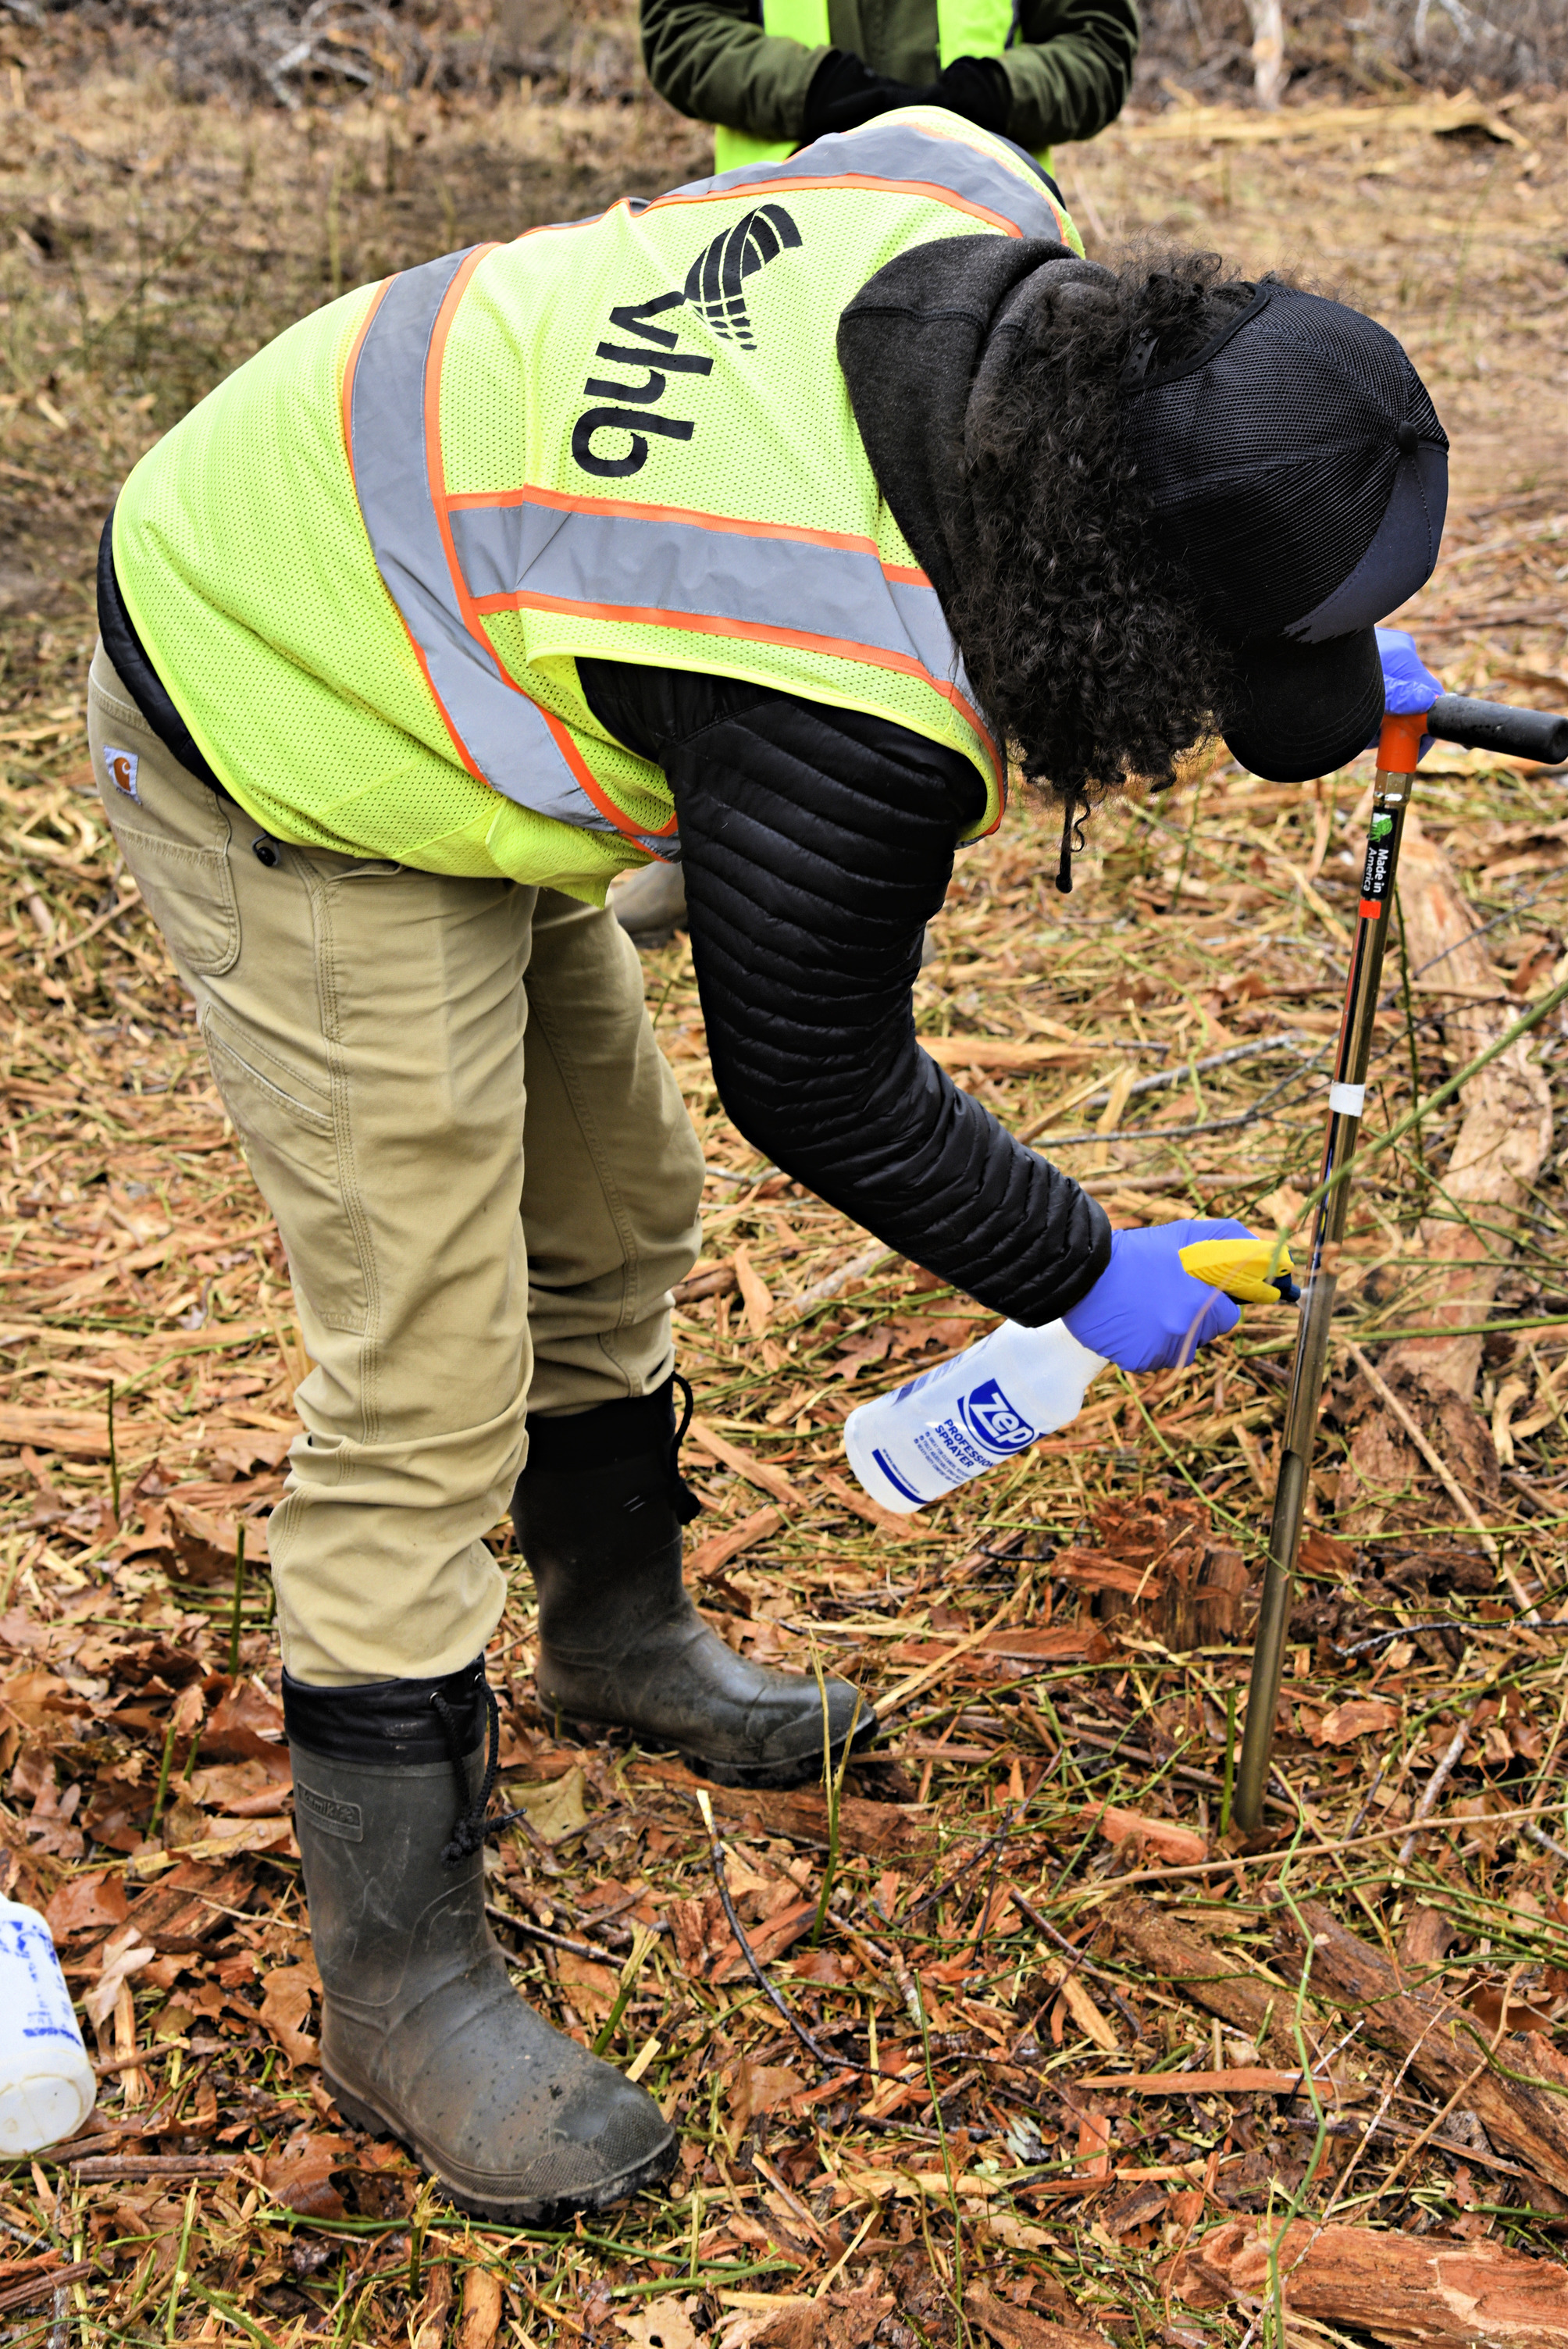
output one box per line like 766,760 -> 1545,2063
0,21 -> 1567,2349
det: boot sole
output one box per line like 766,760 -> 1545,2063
547,1705 -> 879,1791
687,1706 -> 880,1790
323,2073 -> 677,2226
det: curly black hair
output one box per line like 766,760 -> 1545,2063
950,249 -> 1274,814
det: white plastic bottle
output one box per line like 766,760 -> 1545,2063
0,1898 -> 97,2154
844,1318 -> 1107,1514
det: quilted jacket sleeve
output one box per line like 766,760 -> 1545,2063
640,0 -> 825,144
1001,0 -> 1140,151
579,659 -> 1111,1327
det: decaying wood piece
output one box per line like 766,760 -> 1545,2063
1398,1902 -> 1459,1984
1165,2218 -> 1568,2347
1381,811 -> 1549,1395
638,1760 -> 934,1859
1275,1899 -> 1568,2195
1341,809 -> 1552,1535
964,2283 -> 1116,2349
1105,1897 -> 1310,2067
1084,1493 -> 1251,1649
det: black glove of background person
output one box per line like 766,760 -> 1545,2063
934,54 -> 1011,135
800,49 -> 1012,144
800,48 -> 933,139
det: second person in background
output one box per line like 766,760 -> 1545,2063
640,0 -> 1138,201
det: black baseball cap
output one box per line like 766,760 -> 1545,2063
1122,281 -> 1449,783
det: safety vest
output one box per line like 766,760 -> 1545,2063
713,0 -> 1051,177
112,112 -> 1078,898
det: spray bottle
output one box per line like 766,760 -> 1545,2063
0,1897 -> 97,2155
843,1234 -> 1292,1514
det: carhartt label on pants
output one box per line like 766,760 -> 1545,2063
102,746 -> 141,804
296,1780 -> 363,1841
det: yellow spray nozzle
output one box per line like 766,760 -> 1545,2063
1178,1233 -> 1297,1305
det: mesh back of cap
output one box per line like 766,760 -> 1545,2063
1125,287 -> 1445,641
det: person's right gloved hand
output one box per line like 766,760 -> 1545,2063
801,49 -> 934,140
1061,1217 -> 1249,1374
1367,627 -> 1442,761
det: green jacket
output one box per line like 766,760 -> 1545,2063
640,0 -> 1139,159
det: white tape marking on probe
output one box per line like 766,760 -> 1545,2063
1328,1082 -> 1367,1117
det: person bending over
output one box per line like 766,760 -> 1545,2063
91,109 -> 1445,2222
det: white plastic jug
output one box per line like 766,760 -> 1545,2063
0,1897 -> 97,2154
843,1317 -> 1107,1514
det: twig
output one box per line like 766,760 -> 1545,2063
1024,1043 -> 1327,1151
483,1902 -> 655,1966
787,1243 -> 893,1317
1396,1700 -> 1486,1866
1008,1890 -> 1144,2036
695,1789 -> 856,2073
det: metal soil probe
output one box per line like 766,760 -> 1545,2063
1231,691 -> 1568,1836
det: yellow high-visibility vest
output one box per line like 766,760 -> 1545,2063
112,113 -> 1078,898
714,0 -> 1052,178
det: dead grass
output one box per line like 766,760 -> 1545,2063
0,36 -> 1565,2349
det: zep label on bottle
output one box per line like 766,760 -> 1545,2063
6,1909 -> 80,2048
902,1374 -> 1040,1491
959,1379 -> 1039,1457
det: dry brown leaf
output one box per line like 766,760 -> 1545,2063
729,2059 -> 803,2134
45,1869 -> 128,1939
732,1244 -> 773,1338
1313,1698 -> 1402,1746
614,2297 -> 703,2349
260,2130 -> 347,2218
259,1963 -> 317,2066
1053,1970 -> 1118,2053
1082,1802 -> 1206,1866
554,1948 -> 618,2022
506,1764 -> 589,1845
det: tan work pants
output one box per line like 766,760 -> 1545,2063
87,646 -> 704,1685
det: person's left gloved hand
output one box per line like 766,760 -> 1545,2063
933,55 -> 1011,135
1062,1217 -> 1251,1374
1368,627 -> 1443,759
801,50 -> 935,139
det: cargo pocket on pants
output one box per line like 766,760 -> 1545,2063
201,1007 -> 369,1334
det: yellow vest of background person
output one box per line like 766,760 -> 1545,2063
112,114 -> 1078,901
712,0 -> 1053,176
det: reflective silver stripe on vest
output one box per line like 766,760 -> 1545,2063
447,499 -> 980,720
668,119 -> 1064,243
350,251 -> 659,849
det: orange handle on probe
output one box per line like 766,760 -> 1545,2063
1377,709 -> 1427,776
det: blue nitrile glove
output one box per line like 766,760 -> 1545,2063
1061,1218 -> 1247,1374
1368,628 -> 1443,759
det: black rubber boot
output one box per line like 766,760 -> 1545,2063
513,1378 -> 874,1789
283,1663 -> 675,2222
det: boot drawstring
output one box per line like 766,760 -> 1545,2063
669,1371 -> 703,1527
432,1682 -> 531,1869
